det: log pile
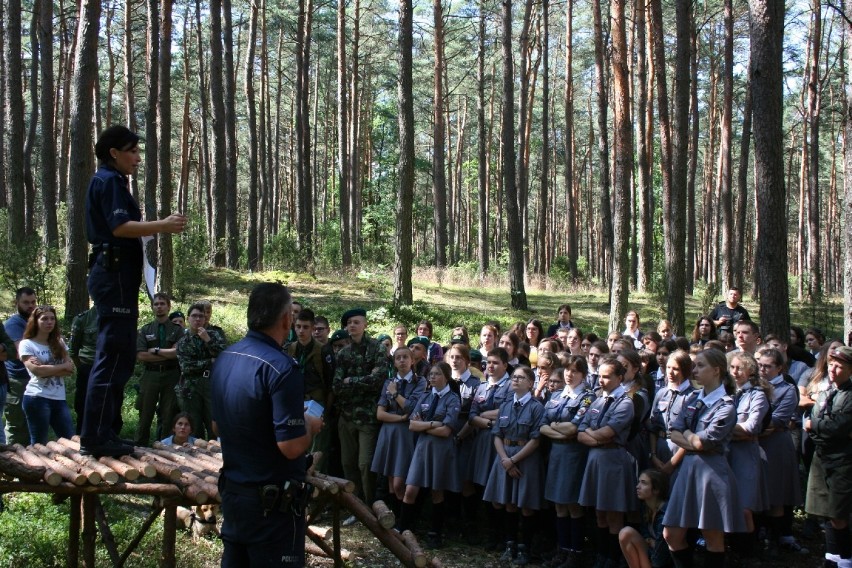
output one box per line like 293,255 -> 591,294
0,437 -> 224,505
0,440 -> 441,567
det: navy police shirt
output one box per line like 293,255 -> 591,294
85,164 -> 143,250
211,330 -> 307,485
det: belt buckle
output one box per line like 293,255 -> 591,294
202,370 -> 210,378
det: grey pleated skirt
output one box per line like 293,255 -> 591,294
727,439 -> 769,512
544,441 -> 588,505
470,427 -> 497,486
483,444 -> 543,510
664,453 -> 747,532
578,446 -> 638,512
371,421 -> 415,478
406,433 -> 462,492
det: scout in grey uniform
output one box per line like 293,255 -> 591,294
804,346 -> 852,568
648,350 -> 695,471
577,356 -> 636,568
370,347 -> 426,506
727,351 -> 770,560
397,362 -> 462,549
539,356 -> 595,568
445,343 -> 483,530
468,348 -> 513,487
662,349 -> 746,568
483,365 -> 545,566
757,347 -> 805,553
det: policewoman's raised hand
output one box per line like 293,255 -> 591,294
161,213 -> 188,234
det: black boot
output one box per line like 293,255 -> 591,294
670,547 -> 694,568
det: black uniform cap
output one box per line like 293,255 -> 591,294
341,308 -> 367,328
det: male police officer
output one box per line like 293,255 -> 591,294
212,282 -> 322,567
81,126 -> 186,457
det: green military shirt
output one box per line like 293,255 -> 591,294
332,334 -> 389,425
69,308 -> 99,366
176,328 -> 228,375
137,318 -> 184,369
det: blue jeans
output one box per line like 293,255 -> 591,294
0,382 -> 7,444
22,395 -> 75,445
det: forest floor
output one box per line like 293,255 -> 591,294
0,267 -> 840,566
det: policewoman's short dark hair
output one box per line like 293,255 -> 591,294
95,125 -> 140,163
247,282 -> 292,331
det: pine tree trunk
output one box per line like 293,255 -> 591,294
592,0 -> 612,289
144,0 -> 159,228
124,0 -> 139,201
609,0 -> 633,332
157,0 -> 174,293
194,0 -> 213,244
806,0 -> 822,301
393,0 -> 414,307
6,0 -> 25,242
477,2 -> 489,277
536,0 -> 550,276
208,0 -> 228,266
635,0 -> 651,292
564,0 -> 577,281
734,71 -> 752,283
349,0 -> 361,256
337,0 -> 351,266
222,0 -> 239,268
432,0 -> 448,267
502,0 -> 528,310
39,0 -> 57,246
65,0 -> 101,320
749,0 -> 790,337
245,0 -> 259,270
718,0 -> 734,292
23,2 -> 39,239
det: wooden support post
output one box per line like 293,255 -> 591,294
333,499 -> 342,568
161,501 -> 177,568
117,502 -> 164,567
68,494 -> 81,568
93,496 -> 121,566
82,494 -> 96,567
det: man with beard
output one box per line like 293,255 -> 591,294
4,287 -> 37,444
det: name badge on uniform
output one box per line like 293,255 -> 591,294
146,334 -> 156,341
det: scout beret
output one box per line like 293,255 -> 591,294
829,346 -> 852,365
95,125 -> 140,162
340,308 -> 367,328
376,334 -> 391,343
330,329 -> 350,343
407,336 -> 430,349
169,311 -> 184,320
469,349 -> 483,363
450,334 -> 467,345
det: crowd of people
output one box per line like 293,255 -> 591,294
2,282 -> 850,568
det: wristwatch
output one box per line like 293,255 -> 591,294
154,347 -> 160,355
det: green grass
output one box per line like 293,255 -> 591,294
0,267 -> 846,565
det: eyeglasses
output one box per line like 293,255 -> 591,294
511,375 -> 530,381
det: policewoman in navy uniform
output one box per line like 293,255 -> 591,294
81,126 -> 186,457
211,283 -> 322,567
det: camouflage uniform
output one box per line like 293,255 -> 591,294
69,308 -> 99,435
332,334 -> 388,503
176,328 -> 227,439
287,338 -> 334,471
135,319 -> 183,445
